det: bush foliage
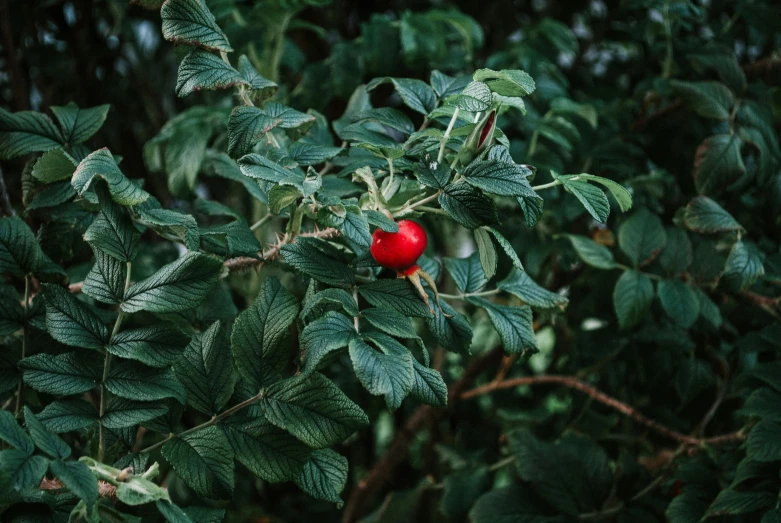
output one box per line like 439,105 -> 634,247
0,0 -> 780,521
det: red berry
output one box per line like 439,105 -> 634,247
370,219 -> 427,271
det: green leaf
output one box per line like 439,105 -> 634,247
352,108 -> 414,135
618,209 -> 667,267
264,102 -> 316,131
675,359 -> 714,404
175,321 -> 233,415
300,312 -> 356,376
42,284 -> 108,350
659,227 -> 693,276
449,81 -> 493,112
612,270 -> 654,329
473,228 -> 497,280
413,158 -> 451,189
31,148 -> 78,183
438,182 -> 499,230
160,0 -> 232,53
261,373 -> 369,448
485,227 -> 524,272
37,400 -> 98,433
23,407 -> 70,459
747,421 -> 781,462
706,489 -> 775,517
26,180 -> 76,210
445,252 -> 488,294
667,492 -> 710,523
473,68 -> 536,97
0,450 -> 49,492
0,107 -> 63,160
684,196 -> 742,233
237,55 -> 277,99
349,335 -> 414,410
431,70 -> 471,99
362,307 -> 418,339
463,160 -> 535,197
134,206 -> 201,252
184,507 -> 223,523
227,106 -> 282,158
0,216 -> 38,276
208,151 -> 268,202
288,142 -> 343,166
468,297 -> 537,358
366,77 -> 437,115
441,467 -> 491,520
723,241 -> 765,291
231,276 -> 299,390
176,49 -> 246,98
670,80 -> 734,120
573,174 -> 633,212
105,362 -> 186,403
200,220 -> 261,258
72,148 -> 150,205
695,287 -> 723,328
339,207 -> 372,250
107,324 -> 191,368
498,268 -> 568,310
0,410 -> 34,454
161,426 -> 234,499
222,416 -> 311,483
0,294 -> 23,335
84,182 -> 140,262
410,359 -> 447,408
294,449 -> 348,505
157,500 -> 195,523
658,280 -> 700,329
762,510 -> 781,523
558,176 -> 610,222
565,235 -> 615,269
101,398 -> 169,429
425,293 -> 472,354
19,352 -> 101,396
115,475 -> 171,506
50,102 -> 110,144
518,194 -> 544,227
49,459 -> 98,509
359,279 -> 431,318
82,247 -> 127,305
470,485 -> 559,523
693,134 -> 745,196
300,288 -> 360,320
281,238 -> 355,288
122,252 -> 223,313
269,185 -> 301,214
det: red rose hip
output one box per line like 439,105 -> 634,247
370,219 -> 427,271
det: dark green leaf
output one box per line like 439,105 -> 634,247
49,459 -> 98,509
565,235 -> 615,269
161,0 -> 232,52
410,360 -> 447,408
468,297 -> 537,357
101,398 -> 169,429
106,362 -> 186,403
300,311 -> 356,376
50,102 -> 110,144
72,148 -> 150,205
723,241 -> 764,291
37,400 -> 98,433
694,134 -> 745,196
82,247 -> 127,305
107,324 -> 190,368
359,279 -> 431,318
176,49 -> 246,98
438,183 -> 498,230
281,238 -> 355,288
19,352 -> 101,396
84,182 -> 141,262
612,270 -> 654,329
366,77 -> 437,115
463,160 -> 535,197
31,148 -> 78,183
176,321 -> 234,415
498,268 -> 568,310
444,252 -> 487,294
161,426 -> 234,499
413,158 -> 451,189
0,410 -> 34,454
362,307 -> 418,339
0,216 -> 38,277
42,284 -> 108,350
658,280 -> 700,329
349,335 -> 414,410
0,107 -> 63,160
670,80 -> 734,120
227,106 -> 282,157
23,407 -> 70,459
473,68 -> 536,97
618,209 -> 667,267
294,449 -> 348,505
684,196 -> 742,233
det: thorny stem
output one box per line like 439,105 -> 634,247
99,262 -> 131,462
437,108 -> 460,163
14,274 -> 31,415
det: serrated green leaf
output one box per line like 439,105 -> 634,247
231,276 -> 299,390
574,174 -> 632,212
175,321 -> 233,415
264,102 -> 316,131
362,307 -> 417,339
161,0 -> 232,53
37,400 -> 98,433
438,183 -> 498,230
366,77 -> 437,115
518,193 -> 544,227
670,80 -> 734,120
19,352 -> 101,396
261,373 -> 369,448
723,241 -> 765,291
26,180 -> 76,210
200,220 -> 262,258
352,108 -> 414,135
559,177 -> 610,222
23,407 -> 70,459
0,449 -> 49,492
410,359 -> 447,407
444,252 -> 488,294
0,410 -> 34,454
84,182 -> 140,262
133,206 -> 201,251
0,107 -> 64,160
618,209 -> 667,267
281,238 -> 355,288
365,210 -> 399,233
162,426 -> 234,499
31,148 -> 78,183
157,499 -> 195,523
350,333 -> 414,410
42,284 -> 108,350
498,268 -> 568,310
122,252 -> 223,313
0,216 -> 38,276
659,227 -> 693,276
468,297 -> 537,358
470,485 -> 560,523
658,279 -> 700,329
473,68 -> 536,97
222,416 -> 311,483
300,312 -> 356,376
675,359 -> 714,404
176,49 -> 246,98
431,70 -> 471,98
106,363 -> 186,406
359,279 -> 431,318
107,324 -> 190,368
49,459 -> 98,509
565,235 -> 616,269
463,160 -> 535,197
101,398 -> 169,429
294,448 -> 348,505
288,142 -> 343,166
612,270 -> 654,329
747,421 -> 781,462
485,227 -> 524,271
115,475 -> 171,506
425,292 -> 472,354
413,158 -> 451,189
473,228 -> 497,280
50,102 -> 110,144
694,134 -> 745,196
706,489 -> 775,517
301,288 -> 360,320
449,81 -> 492,112
695,287 -> 723,328
72,148 -> 150,205
0,294 -> 24,335
227,106 -> 282,158
82,247 -> 127,305
237,55 -> 277,99
683,196 -> 742,233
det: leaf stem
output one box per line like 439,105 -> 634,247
530,179 -> 562,191
393,190 -> 442,217
437,108 -> 459,164
14,273 -> 31,415
439,288 -> 501,300
250,213 -> 272,231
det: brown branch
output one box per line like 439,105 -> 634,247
341,348 -> 503,523
460,375 -> 745,446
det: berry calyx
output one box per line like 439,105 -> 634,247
370,219 -> 427,271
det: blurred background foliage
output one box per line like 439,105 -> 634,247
2,0 -> 781,522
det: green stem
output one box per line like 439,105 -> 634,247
353,287 -> 360,333
437,108 -> 460,163
415,206 -> 449,216
662,1 -> 674,78
250,213 -> 272,231
439,288 -> 501,300
14,274 -> 31,415
393,190 -> 442,217
531,180 -> 562,191
99,262 -> 131,462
